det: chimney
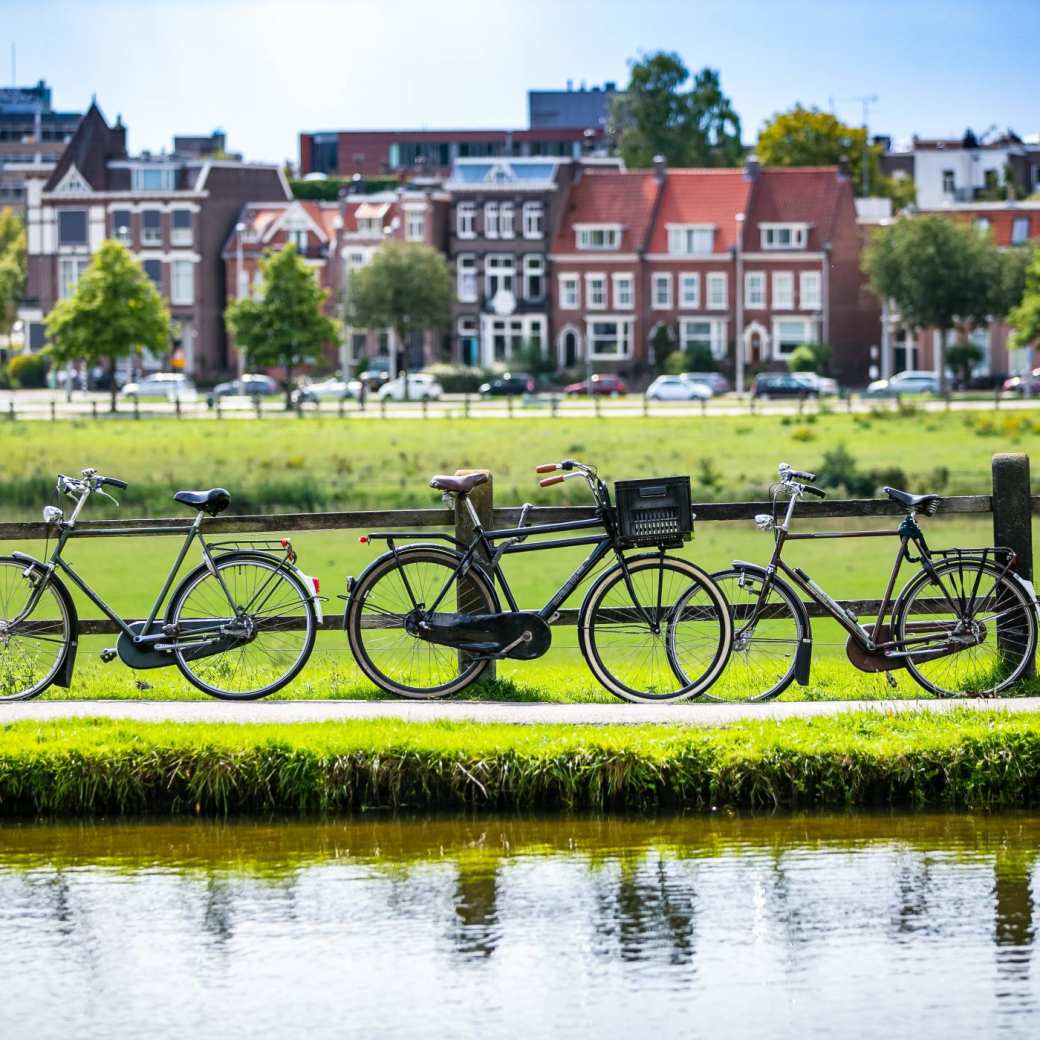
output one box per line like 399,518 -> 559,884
837,154 -> 851,180
111,114 -> 127,158
744,153 -> 760,180
653,154 -> 667,181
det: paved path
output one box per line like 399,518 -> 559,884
4,697 -> 1040,727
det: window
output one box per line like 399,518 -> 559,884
457,316 -> 478,362
575,224 -> 621,250
457,253 -> 477,302
523,254 -> 544,300
456,203 -> 476,238
523,202 -> 544,239
142,259 -> 162,289
141,209 -> 162,245
974,217 -> 992,235
760,224 -> 808,250
485,315 -> 545,363
613,273 -> 634,310
680,318 -> 727,360
131,167 -> 175,192
58,257 -> 88,299
406,210 -> 425,241
356,217 -> 381,237
585,273 -> 607,310
774,318 -> 812,357
559,273 -> 579,309
484,202 -> 499,238
667,225 -> 715,255
679,272 -> 700,309
1012,217 -> 1030,245
485,254 -> 514,299
800,271 -> 821,310
288,227 -> 308,250
744,271 -> 766,308
171,210 -> 193,246
251,269 -> 263,298
57,209 -> 87,246
499,202 -> 515,238
652,272 -> 672,309
707,272 -> 727,310
171,260 -> 194,305
772,271 -> 793,310
236,268 -> 249,299
942,169 -> 955,194
587,319 -> 633,359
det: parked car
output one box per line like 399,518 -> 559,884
207,374 -> 279,407
1002,369 -> 1040,395
293,377 -> 355,404
863,371 -> 940,397
377,373 -> 443,402
645,375 -> 713,401
357,357 -> 392,391
682,372 -> 730,395
792,372 -> 839,396
564,374 -> 627,396
479,373 -> 537,396
751,373 -> 819,399
120,372 -> 197,401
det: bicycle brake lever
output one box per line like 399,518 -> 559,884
95,488 -> 119,507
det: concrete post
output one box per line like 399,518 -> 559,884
992,452 -> 1035,677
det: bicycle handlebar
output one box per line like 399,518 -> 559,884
801,484 -> 827,499
779,463 -> 816,482
101,476 -> 128,491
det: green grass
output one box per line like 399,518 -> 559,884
2,711 -> 1040,814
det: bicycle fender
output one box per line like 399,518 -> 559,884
9,555 -> 79,688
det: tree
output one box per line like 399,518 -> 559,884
1009,248 -> 1040,352
862,216 -> 1000,393
0,207 -> 26,337
347,242 -> 452,400
757,105 -> 915,205
650,323 -> 675,371
786,342 -> 831,374
46,240 -> 170,411
611,52 -> 742,168
225,243 -> 339,409
945,341 -> 984,387
683,341 -> 717,372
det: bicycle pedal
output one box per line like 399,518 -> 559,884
135,680 -> 153,691
100,648 -> 117,663
884,671 -> 898,689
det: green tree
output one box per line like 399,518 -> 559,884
225,243 -> 339,409
1009,248 -> 1040,352
46,240 -> 170,411
683,341 -> 717,372
347,242 -> 452,400
650,323 -> 675,371
945,341 -> 984,387
786,342 -> 831,374
863,216 -> 1000,393
611,52 -> 742,168
0,207 -> 26,336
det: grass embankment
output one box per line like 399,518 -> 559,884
3,711 -> 1040,815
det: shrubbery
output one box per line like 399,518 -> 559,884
6,352 -> 49,388
816,443 -> 907,497
422,363 -> 498,393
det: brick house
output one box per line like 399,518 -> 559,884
19,103 -> 290,377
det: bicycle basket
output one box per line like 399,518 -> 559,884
614,476 -> 693,546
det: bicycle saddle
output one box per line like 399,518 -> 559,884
882,486 -> 941,515
429,472 -> 489,494
173,488 -> 231,515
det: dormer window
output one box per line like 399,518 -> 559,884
575,224 -> 622,250
760,223 -> 808,250
667,225 -> 715,255
131,166 -> 176,192
357,217 -> 381,236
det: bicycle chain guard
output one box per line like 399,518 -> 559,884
407,610 -> 552,660
845,622 -> 983,673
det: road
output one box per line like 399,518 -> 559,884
3,697 -> 1040,726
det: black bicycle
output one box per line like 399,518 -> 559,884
344,459 -> 733,702
702,462 -> 1038,701
0,468 -> 322,701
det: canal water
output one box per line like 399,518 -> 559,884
1,812 -> 1037,1039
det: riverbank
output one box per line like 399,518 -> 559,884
2,710 -> 1040,815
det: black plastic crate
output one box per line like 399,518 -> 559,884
614,476 -> 694,546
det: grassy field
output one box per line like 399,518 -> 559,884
1,710 -> 1039,814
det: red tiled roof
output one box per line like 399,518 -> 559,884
342,197 -> 400,237
551,170 -> 660,253
645,169 -> 751,253
743,167 -> 845,250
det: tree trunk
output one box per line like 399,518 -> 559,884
398,326 -> 409,402
284,362 -> 293,411
108,356 -> 117,413
937,327 -> 949,396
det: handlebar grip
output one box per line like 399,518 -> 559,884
539,475 -> 565,487
102,477 -> 128,490
535,464 -> 558,474
802,484 -> 827,499
789,469 -> 817,481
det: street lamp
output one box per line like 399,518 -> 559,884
235,220 -> 246,377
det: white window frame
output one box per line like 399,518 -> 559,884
1011,217 -> 1030,245
586,318 -> 633,360
575,224 -> 622,251
585,273 -> 607,310
484,202 -> 499,239
772,317 -> 814,357
456,202 -> 476,239
499,202 -> 515,239
287,227 -> 308,251
706,272 -> 727,310
679,272 -> 700,309
559,273 -> 579,310
771,271 -> 793,311
667,224 -> 715,255
974,217 -> 992,234
456,253 -> 477,303
171,259 -> 194,306
484,253 -> 514,299
523,254 -> 545,301
760,224 -> 808,250
679,318 -> 727,360
523,202 -> 544,239
405,211 -> 425,242
58,257 -> 89,299
744,271 -> 766,309
612,273 -> 634,310
651,272 -> 673,310
799,271 -> 822,311
170,209 -> 193,246
140,209 -> 163,246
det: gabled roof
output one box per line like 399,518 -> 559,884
645,169 -> 752,253
223,200 -> 340,256
742,167 -> 846,250
551,170 -> 660,254
342,197 -> 400,237
44,102 -> 125,192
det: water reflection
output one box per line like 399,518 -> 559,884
0,813 -> 1038,1039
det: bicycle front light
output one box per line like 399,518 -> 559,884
42,506 -> 64,525
754,514 -> 774,531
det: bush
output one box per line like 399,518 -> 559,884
683,342 -> 717,372
650,325 -> 674,371
6,352 -> 49,388
816,443 -> 907,497
663,350 -> 687,375
787,342 -> 832,374
422,363 -> 497,393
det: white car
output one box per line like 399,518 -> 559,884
120,372 -> 198,401
294,378 -> 355,404
377,373 -> 443,402
864,371 -> 941,397
792,372 -> 839,396
645,375 -> 713,401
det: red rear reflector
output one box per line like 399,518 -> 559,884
312,577 -> 321,594
280,538 -> 289,548
359,535 -> 369,544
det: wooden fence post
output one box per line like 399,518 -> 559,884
992,452 -> 1035,677
454,468 -> 495,682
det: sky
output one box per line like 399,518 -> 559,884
3,0 -> 1038,166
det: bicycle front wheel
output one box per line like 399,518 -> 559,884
579,555 -> 731,703
0,557 -> 72,701
894,558 -> 1037,697
168,554 -> 317,700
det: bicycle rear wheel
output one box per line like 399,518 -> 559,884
579,555 -> 731,703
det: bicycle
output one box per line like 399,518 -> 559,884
344,460 -> 733,702
699,462 -> 1038,701
0,468 -> 323,701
